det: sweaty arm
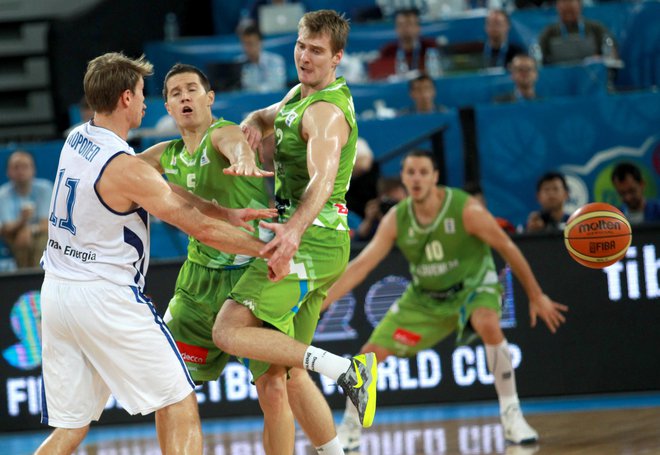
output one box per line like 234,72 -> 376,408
240,86 -> 298,149
97,153 -> 268,258
260,101 -> 350,270
463,198 -> 567,332
211,124 -> 272,177
322,207 -> 398,311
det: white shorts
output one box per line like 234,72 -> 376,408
40,275 -> 195,428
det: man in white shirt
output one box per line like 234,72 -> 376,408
237,24 -> 287,92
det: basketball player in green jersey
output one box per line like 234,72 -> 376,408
212,10 -> 378,455
138,63 -> 280,385
324,150 -> 569,451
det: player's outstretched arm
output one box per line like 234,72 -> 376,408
211,125 -> 273,178
463,198 -> 568,333
98,154 -> 269,258
322,208 -> 398,312
136,140 -> 169,174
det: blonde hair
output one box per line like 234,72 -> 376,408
298,10 -> 350,55
84,52 -> 153,114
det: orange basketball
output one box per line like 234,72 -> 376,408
563,202 -> 632,269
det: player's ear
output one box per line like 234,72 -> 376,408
207,89 -> 215,107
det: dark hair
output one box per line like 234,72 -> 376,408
488,9 -> 510,24
536,171 -> 568,192
395,8 -> 421,19
402,149 -> 438,170
611,162 -> 643,183
409,73 -> 435,90
239,24 -> 262,40
162,63 -> 212,100
463,181 -> 483,196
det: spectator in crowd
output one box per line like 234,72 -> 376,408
236,24 -> 287,92
482,10 -> 524,69
0,150 -> 53,268
355,177 -> 407,241
526,171 -> 571,232
346,137 -> 381,221
64,96 -> 94,137
538,0 -> 618,65
494,54 -> 539,103
368,8 -> 438,80
611,162 -> 660,224
399,74 -> 448,115
464,181 -> 516,234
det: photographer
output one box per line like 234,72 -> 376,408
355,177 -> 406,241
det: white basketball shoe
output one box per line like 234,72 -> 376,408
501,403 -> 539,444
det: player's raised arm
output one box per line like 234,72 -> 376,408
136,140 -> 169,174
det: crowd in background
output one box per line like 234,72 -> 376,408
1,0 -> 658,268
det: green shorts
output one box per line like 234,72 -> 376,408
229,227 -> 350,380
368,283 -> 502,358
165,260 -> 248,383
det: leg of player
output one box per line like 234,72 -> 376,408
470,308 -> 539,445
214,300 -> 378,427
34,426 -> 89,454
287,368 -> 345,454
154,392 -> 203,454
336,343 -> 392,452
255,366 -> 296,454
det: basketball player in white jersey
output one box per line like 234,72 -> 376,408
35,52 -> 285,455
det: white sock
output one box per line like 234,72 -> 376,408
485,340 -> 519,411
343,396 -> 360,424
316,436 -> 345,454
304,346 -> 351,382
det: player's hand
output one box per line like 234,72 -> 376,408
223,159 -> 274,178
267,259 -> 290,282
226,208 -> 278,232
241,124 -> 263,151
529,293 -> 568,333
259,220 -> 301,276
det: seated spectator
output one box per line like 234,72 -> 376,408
482,10 -> 525,69
64,95 -> 94,137
539,0 -> 618,65
610,162 -> 660,224
399,74 -> 449,115
236,24 -> 287,93
368,8 -> 438,80
526,171 -> 570,232
355,177 -> 407,241
347,137 -> 380,219
464,181 -> 516,234
0,150 -> 53,268
494,54 -> 539,103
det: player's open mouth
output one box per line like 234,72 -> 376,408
182,106 -> 193,114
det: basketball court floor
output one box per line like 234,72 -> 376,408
3,391 -> 660,454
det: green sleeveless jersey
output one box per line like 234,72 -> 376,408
395,187 -> 498,292
273,77 -> 358,230
159,118 -> 269,269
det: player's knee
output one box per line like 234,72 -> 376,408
286,368 -> 312,395
256,372 -> 288,414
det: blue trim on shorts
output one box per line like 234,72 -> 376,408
40,376 -> 48,425
291,279 -> 309,314
129,286 -> 196,389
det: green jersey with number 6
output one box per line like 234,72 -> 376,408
394,187 -> 499,292
159,118 -> 269,269
273,77 -> 357,230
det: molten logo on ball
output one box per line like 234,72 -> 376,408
563,202 -> 632,269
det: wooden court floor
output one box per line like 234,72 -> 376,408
4,393 -> 660,454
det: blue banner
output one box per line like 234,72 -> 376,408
476,91 -> 660,228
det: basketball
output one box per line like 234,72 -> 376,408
563,202 -> 632,269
